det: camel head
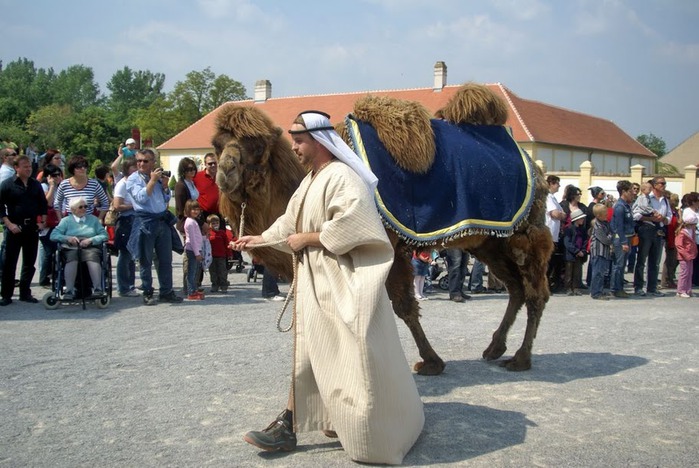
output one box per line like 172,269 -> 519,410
211,104 -> 305,240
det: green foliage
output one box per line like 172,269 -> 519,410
637,133 -> 667,158
170,67 -> 247,124
656,161 -> 679,176
0,57 -> 248,164
26,104 -> 74,150
89,159 -> 105,178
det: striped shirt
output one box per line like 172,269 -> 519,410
590,219 -> 613,259
53,178 -> 109,215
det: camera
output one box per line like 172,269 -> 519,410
161,170 -> 171,177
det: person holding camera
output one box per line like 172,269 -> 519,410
126,149 -> 182,305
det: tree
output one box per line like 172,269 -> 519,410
106,67 -> 166,124
133,97 -> 188,146
637,133 -> 666,158
169,67 -> 247,124
52,65 -> 101,111
26,104 -> 74,150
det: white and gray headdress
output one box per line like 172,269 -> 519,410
289,110 -> 378,192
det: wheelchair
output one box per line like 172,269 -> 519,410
42,243 -> 112,310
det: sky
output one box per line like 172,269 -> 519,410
3,0 -> 698,150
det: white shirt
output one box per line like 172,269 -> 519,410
545,192 -> 563,240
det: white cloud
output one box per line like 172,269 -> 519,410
491,0 -> 551,21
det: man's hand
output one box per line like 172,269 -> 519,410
79,238 -> 92,248
622,244 -> 630,253
196,254 -> 203,262
68,236 -> 80,246
232,235 -> 264,251
149,168 -> 163,183
287,233 -> 308,252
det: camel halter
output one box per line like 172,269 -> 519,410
237,160 -> 333,332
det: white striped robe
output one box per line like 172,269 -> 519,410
261,160 -> 424,464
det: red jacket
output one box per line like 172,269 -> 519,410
666,209 -> 679,249
209,228 -> 229,258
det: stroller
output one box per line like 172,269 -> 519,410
41,243 -> 112,310
425,251 -> 450,291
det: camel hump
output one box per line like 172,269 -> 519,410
214,104 -> 281,140
440,82 -> 509,126
353,95 -> 435,174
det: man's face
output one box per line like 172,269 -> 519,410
290,127 -> 320,167
3,150 -> 17,165
136,155 -> 154,174
653,179 -> 666,193
205,157 -> 217,177
548,181 -> 560,194
16,160 -> 32,178
621,188 -> 633,202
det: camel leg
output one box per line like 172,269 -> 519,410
500,238 -> 551,371
481,264 -> 525,362
386,244 -> 445,375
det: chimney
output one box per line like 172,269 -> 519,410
433,61 -> 447,91
254,79 -> 272,102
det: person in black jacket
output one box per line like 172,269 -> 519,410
0,155 -> 48,305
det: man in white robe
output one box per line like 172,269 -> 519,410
234,111 -> 424,464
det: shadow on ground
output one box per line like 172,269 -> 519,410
416,352 -> 649,396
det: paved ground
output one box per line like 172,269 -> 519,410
1,254 -> 697,467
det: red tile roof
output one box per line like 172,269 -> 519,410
157,83 -> 655,158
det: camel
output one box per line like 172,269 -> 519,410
213,83 -> 553,375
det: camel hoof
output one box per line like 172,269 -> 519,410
482,342 -> 507,361
414,360 -> 446,375
499,356 -> 531,371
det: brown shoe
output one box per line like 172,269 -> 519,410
322,430 -> 338,438
450,295 -> 465,303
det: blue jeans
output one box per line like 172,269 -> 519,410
468,258 -> 485,291
633,224 -> 664,293
185,250 -> 201,295
117,248 -> 136,294
138,219 -> 173,296
611,240 -> 628,292
39,233 -> 57,284
116,215 -> 135,294
590,256 -> 610,297
261,266 -> 280,298
446,248 -> 469,298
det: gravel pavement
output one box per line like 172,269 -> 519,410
1,254 -> 697,467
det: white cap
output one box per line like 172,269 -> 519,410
125,138 -> 136,145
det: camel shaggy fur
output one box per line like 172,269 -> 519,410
214,83 -> 552,375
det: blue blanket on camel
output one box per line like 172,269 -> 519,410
346,116 -> 536,245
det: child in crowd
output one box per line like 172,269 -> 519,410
632,181 -> 659,219
183,200 -> 204,301
676,207 -> 698,298
207,214 -> 228,293
589,204 -> 613,300
411,249 -> 431,301
563,209 -> 588,296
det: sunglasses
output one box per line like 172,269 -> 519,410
6,152 -> 17,156
76,205 -> 87,209
74,164 -> 88,169
656,182 -> 666,186
185,167 -> 197,172
206,162 -> 217,167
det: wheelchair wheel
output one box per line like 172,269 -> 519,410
42,291 -> 60,310
235,263 -> 244,273
96,295 -> 110,309
438,276 -> 449,290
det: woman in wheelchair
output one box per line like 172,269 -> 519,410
50,197 -> 108,300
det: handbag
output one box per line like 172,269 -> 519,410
104,204 -> 119,227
